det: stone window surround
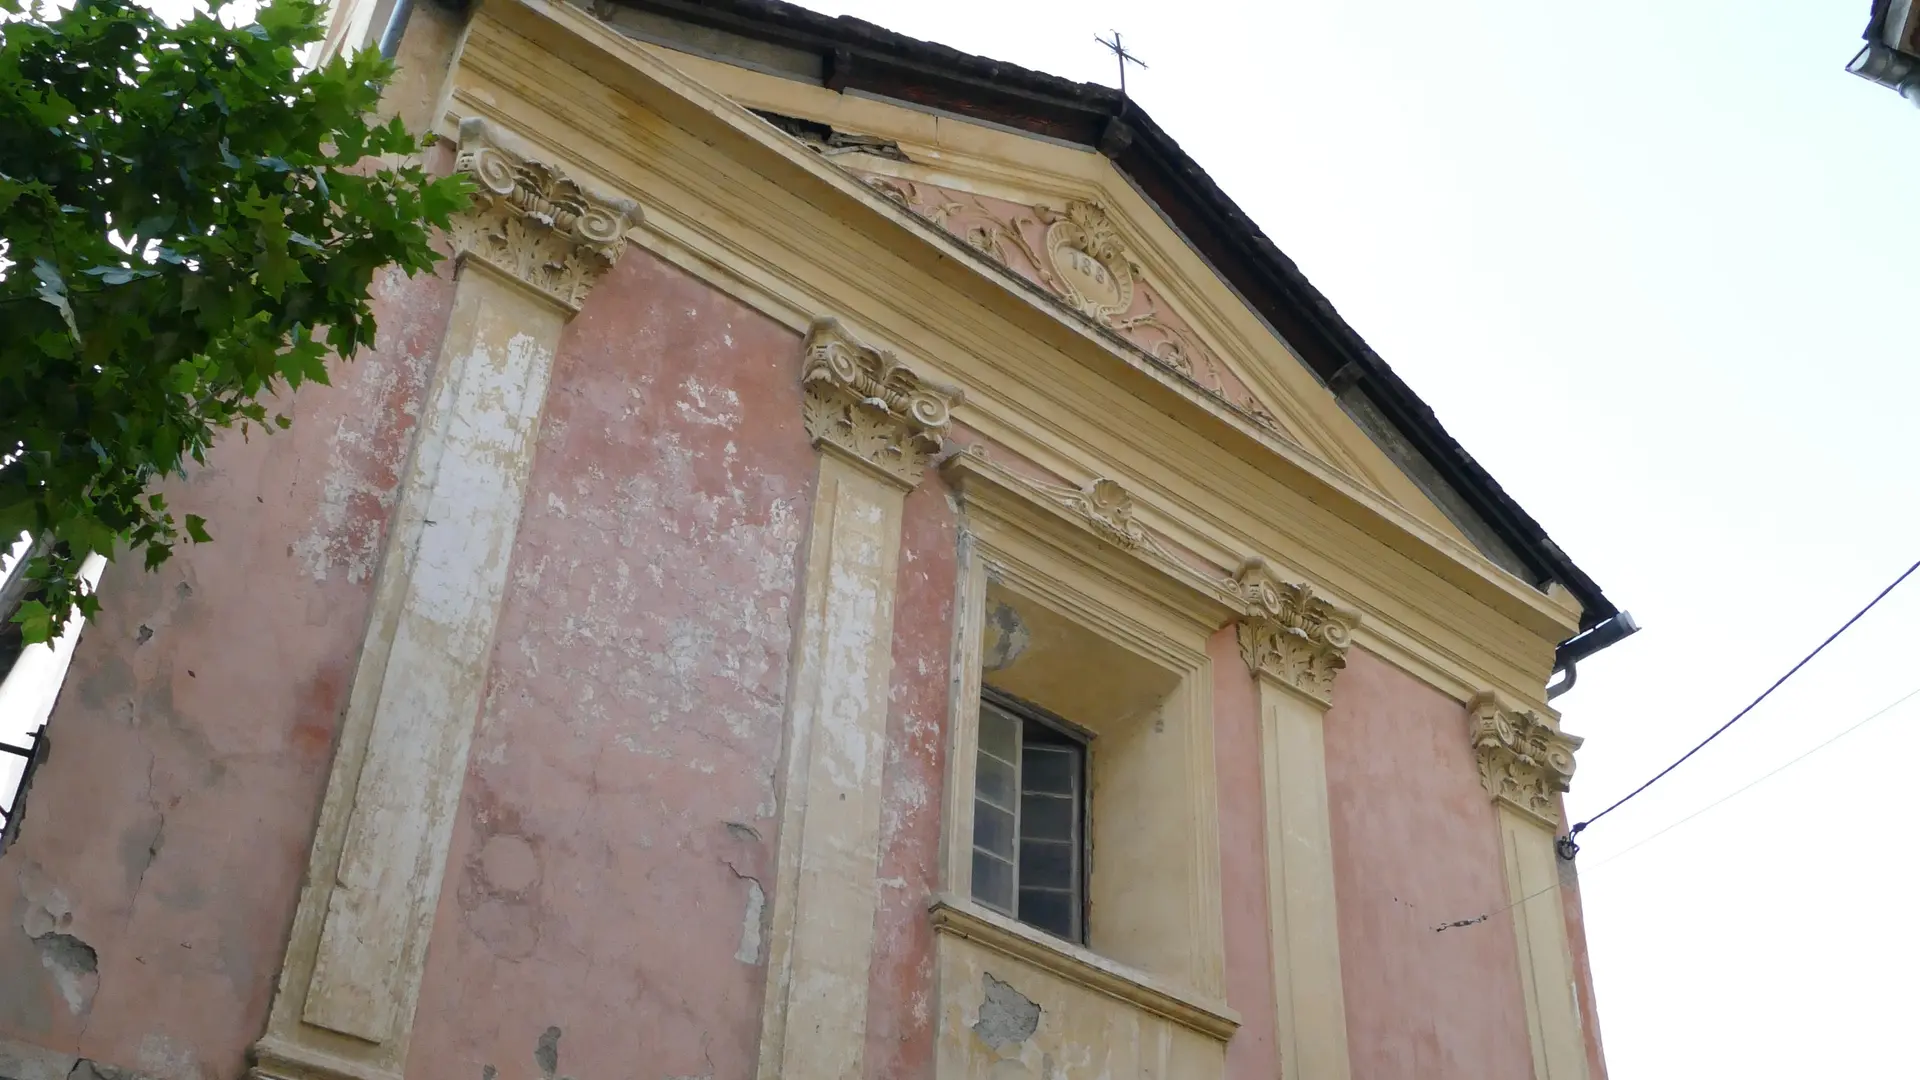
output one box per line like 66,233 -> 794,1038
938,449 -> 1237,1037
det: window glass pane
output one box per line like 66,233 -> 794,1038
975,751 -> 1017,811
1019,793 -> 1074,840
972,801 -> 1016,859
973,851 -> 1014,913
1019,838 -> 1074,891
979,702 -> 1020,763
1018,888 -> 1075,940
1022,743 -> 1076,795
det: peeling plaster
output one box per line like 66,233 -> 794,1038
972,974 -> 1041,1051
734,878 -> 765,966
981,602 -> 1031,672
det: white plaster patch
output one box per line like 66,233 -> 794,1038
135,1034 -> 204,1080
675,377 -> 742,428
735,877 -> 766,966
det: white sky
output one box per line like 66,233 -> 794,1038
787,0 -> 1920,1073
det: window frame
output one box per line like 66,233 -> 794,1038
970,686 -> 1093,944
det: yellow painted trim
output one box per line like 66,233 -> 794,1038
929,896 -> 1241,1042
940,453 -> 1227,1000
1256,674 -> 1354,1080
1498,810 -> 1592,1080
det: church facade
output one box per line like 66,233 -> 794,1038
0,3 -> 1626,1080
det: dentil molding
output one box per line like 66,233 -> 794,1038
1231,557 -> 1359,706
800,318 -> 962,487
449,117 -> 638,310
1468,692 -> 1581,829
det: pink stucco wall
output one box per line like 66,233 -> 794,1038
1323,648 -> 1535,1080
861,475 -> 959,1080
402,247 -> 815,1080
1208,627 -> 1280,1080
0,263 -> 455,1079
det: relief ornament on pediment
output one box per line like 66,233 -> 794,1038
859,174 -> 1281,432
449,118 -> 637,311
1468,693 -> 1581,829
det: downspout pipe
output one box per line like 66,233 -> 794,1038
1546,610 -> 1639,700
377,0 -> 415,60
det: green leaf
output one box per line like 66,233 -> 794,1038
184,514 -> 211,544
32,258 -> 80,341
0,0 -> 442,638
12,600 -> 54,647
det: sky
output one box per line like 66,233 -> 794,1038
777,0 -> 1920,1074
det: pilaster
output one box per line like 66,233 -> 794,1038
253,119 -> 635,1080
1468,692 -> 1590,1080
1231,558 -> 1357,1080
755,320 -> 959,1080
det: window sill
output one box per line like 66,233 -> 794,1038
927,894 -> 1240,1041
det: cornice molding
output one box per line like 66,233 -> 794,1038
1468,692 -> 1581,829
450,117 -> 638,311
928,896 -> 1239,1042
1230,557 -> 1359,706
800,318 -> 962,487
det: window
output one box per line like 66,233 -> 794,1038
970,689 -> 1088,943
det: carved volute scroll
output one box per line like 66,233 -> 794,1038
1467,692 -> 1581,829
800,318 -> 962,487
449,117 -> 638,311
1232,557 -> 1359,707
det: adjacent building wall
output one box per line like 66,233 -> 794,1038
0,263 -> 456,1080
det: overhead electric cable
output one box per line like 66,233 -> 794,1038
1436,681 -> 1920,932
1563,556 -> 1919,845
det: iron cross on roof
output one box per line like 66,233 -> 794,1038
1094,30 -> 1148,94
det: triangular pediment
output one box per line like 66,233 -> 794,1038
587,21 -> 1480,547
835,161 -> 1475,545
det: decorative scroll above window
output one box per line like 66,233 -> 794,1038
1467,692 -> 1581,829
858,173 -> 1281,433
1229,557 -> 1359,706
801,318 -> 962,487
450,117 -> 638,311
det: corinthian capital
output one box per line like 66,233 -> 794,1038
448,117 -> 638,311
1468,692 -> 1581,829
800,318 -> 962,487
1232,557 -> 1358,706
